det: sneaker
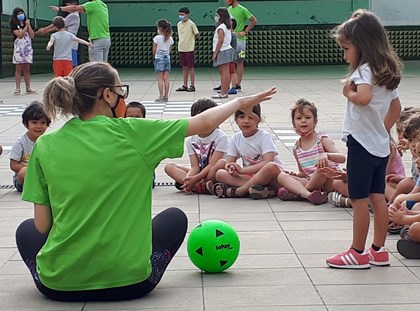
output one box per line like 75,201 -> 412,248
235,84 -> 242,91
307,190 -> 328,205
213,85 -> 221,91
228,88 -> 237,94
326,248 -> 370,269
163,96 -> 168,102
368,246 -> 390,266
155,96 -> 165,102
277,187 -> 302,201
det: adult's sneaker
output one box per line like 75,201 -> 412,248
326,248 -> 370,269
213,85 -> 221,91
368,246 -> 390,266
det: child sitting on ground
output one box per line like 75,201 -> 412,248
165,98 -> 229,194
277,98 -> 346,205
10,101 -> 51,191
210,104 -> 284,199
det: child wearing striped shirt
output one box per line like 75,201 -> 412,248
277,98 -> 346,205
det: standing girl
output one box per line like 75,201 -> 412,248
326,9 -> 402,269
211,104 -> 284,199
153,19 -> 173,102
10,7 -> 36,95
277,98 -> 346,205
212,7 -> 236,99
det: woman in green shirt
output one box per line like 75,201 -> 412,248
15,61 -> 276,301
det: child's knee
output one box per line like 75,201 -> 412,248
409,223 -> 420,243
264,162 -> 281,175
164,162 -> 176,174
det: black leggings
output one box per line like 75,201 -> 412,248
15,207 -> 188,301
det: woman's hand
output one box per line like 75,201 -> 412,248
237,86 -> 276,119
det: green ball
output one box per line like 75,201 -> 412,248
187,219 -> 240,273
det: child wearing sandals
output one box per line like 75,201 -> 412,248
276,98 -> 346,205
211,104 -> 284,199
165,98 -> 229,194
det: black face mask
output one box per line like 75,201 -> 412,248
110,94 -> 124,118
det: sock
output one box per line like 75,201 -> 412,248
351,247 -> 364,254
371,244 -> 381,251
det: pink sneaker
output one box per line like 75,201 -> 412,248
277,187 -> 302,201
326,248 -> 370,269
368,246 -> 390,266
307,190 -> 328,205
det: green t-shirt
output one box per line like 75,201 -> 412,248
228,4 -> 254,41
22,116 -> 188,291
83,0 -> 110,40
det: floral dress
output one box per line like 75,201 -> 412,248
12,24 -> 33,64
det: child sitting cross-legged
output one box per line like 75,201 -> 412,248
277,98 -> 346,205
210,104 -> 285,199
165,98 -> 229,194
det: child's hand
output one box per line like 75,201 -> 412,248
316,153 -> 329,168
46,46 -> 50,52
25,20 -> 31,28
386,174 -> 402,183
212,52 -> 218,61
398,138 -> 410,152
226,162 -> 241,176
389,202 -> 408,224
285,170 -> 297,176
237,86 -> 276,119
394,194 -> 408,204
342,81 -> 356,98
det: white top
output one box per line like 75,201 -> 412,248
186,128 -> 229,169
212,23 -> 232,52
50,31 -> 78,60
228,129 -> 284,168
64,12 -> 80,50
342,64 -> 399,157
10,133 -> 34,178
153,34 -> 174,59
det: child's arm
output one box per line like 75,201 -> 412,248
212,28 -> 225,61
76,36 -> 93,49
385,143 -> 396,175
187,87 -> 276,137
25,19 -> 35,39
320,136 -> 346,165
343,82 -> 372,106
152,42 -> 157,57
384,98 -> 402,133
34,203 -> 52,234
46,36 -> 54,51
10,159 -> 26,174
292,148 -> 308,178
187,150 -> 225,183
389,202 -> 420,226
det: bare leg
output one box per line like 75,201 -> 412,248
182,67 -> 188,87
164,163 -> 189,184
236,60 -> 244,86
277,172 -> 311,198
388,177 -> 415,203
188,67 -> 195,86
230,72 -> 237,88
22,64 -> 31,91
206,159 -> 226,183
219,63 -> 230,96
156,72 -> 164,97
215,169 -> 251,188
234,162 -> 282,196
351,197 -> 370,251
163,71 -> 170,98
369,193 -> 388,248
15,64 -> 23,91
305,170 -> 331,191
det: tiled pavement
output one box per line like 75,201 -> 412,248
1,62 -> 420,310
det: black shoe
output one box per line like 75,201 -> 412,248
213,85 -> 221,91
397,239 -> 420,259
187,85 -> 196,92
175,182 -> 183,191
235,84 -> 242,91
